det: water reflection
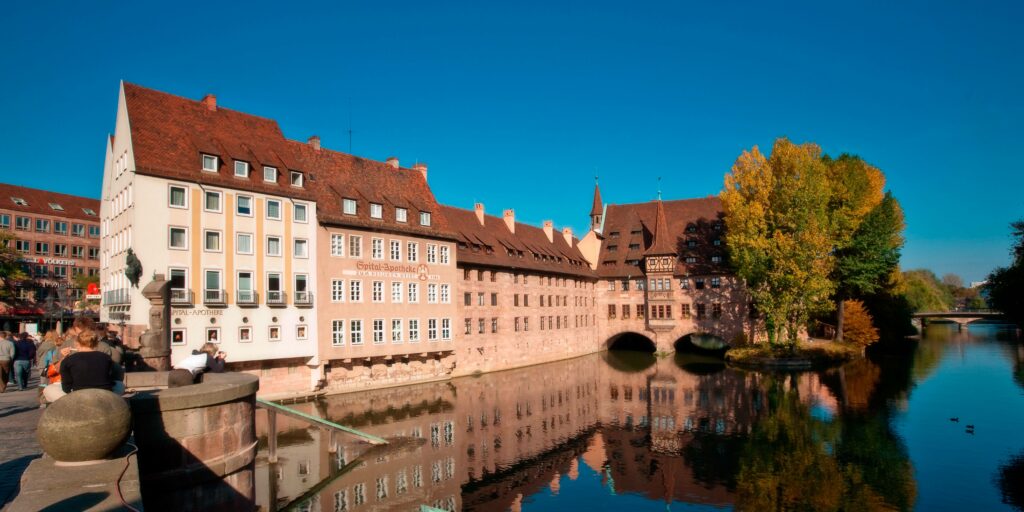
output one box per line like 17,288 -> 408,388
255,325 -> 1022,511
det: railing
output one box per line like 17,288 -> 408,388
266,290 -> 287,306
170,288 -> 193,306
103,288 -> 130,306
294,291 -> 313,306
236,290 -> 258,306
204,289 -> 227,305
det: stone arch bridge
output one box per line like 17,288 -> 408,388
912,310 -> 1008,331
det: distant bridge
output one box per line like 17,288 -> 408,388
912,310 -> 1008,331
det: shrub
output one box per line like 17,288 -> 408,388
843,299 -> 879,347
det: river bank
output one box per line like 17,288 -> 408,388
724,339 -> 863,369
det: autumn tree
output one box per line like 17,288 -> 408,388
986,220 -> 1024,327
0,231 -> 27,300
902,269 -> 954,312
722,138 -> 835,346
842,299 -> 880,347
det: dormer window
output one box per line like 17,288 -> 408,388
630,229 -> 642,236
714,239 -> 722,246
48,203 -> 64,211
687,224 -> 697,233
234,161 -> 249,178
202,154 -> 218,172
290,171 -> 304,187
370,203 -> 383,219
687,239 -> 697,248
607,245 -> 618,252
82,208 -> 97,216
11,197 -> 27,206
419,211 -> 431,227
342,198 -> 357,215
395,207 -> 408,223
609,231 -> 620,239
263,166 -> 278,183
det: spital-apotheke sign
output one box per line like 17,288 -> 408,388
348,262 -> 439,281
21,257 -> 78,267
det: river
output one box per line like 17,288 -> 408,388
254,323 -> 1024,511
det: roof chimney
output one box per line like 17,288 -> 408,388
201,94 -> 217,112
385,157 -> 399,169
307,135 -> 320,151
562,227 -> 574,246
543,221 -> 554,243
412,162 -> 427,181
474,203 -> 485,226
503,209 -> 515,234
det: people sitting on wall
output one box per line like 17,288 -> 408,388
170,343 -> 227,385
44,330 -> 124,402
35,330 -> 63,407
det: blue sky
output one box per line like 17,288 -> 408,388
1,1 -> 1021,282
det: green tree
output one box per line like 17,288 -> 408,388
902,269 -> 954,312
722,139 -> 835,346
833,192 -> 905,340
0,231 -> 28,300
986,220 -> 1024,327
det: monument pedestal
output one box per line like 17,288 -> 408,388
10,445 -> 142,511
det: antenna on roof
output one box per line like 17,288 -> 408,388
657,176 -> 662,201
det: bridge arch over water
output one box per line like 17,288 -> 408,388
606,331 -> 657,353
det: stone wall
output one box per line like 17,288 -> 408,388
321,353 -> 456,394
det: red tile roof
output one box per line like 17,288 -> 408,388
597,197 -> 727,278
0,183 -> 100,223
645,199 -> 675,256
122,82 -> 453,239
440,205 -> 596,279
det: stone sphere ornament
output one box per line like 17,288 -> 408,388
37,389 -> 131,462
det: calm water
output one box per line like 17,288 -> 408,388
254,324 -> 1024,511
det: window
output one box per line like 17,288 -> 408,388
71,246 -> 84,258
350,320 -> 363,344
680,278 -> 689,289
608,304 -> 617,319
478,318 -> 485,334
622,304 -> 630,319
392,282 -> 402,303
204,230 -> 222,252
330,234 -> 344,256
390,240 -> 401,261
685,256 -> 697,264
395,207 -> 408,223
349,235 -> 362,257
681,304 -> 691,318
464,318 -> 472,335
204,270 -> 223,303
268,326 -> 281,342
266,273 -> 283,303
491,293 -> 498,306
392,319 -> 403,343
294,274 -> 309,304
238,327 -> 252,343
711,277 -> 721,288
164,184 -> 187,209
296,325 -> 308,340
696,303 -> 706,319
236,233 -> 253,254
84,208 -> 97,217
441,318 -> 451,340
15,217 -> 29,230
523,317 -> 529,331
266,200 -> 281,220
712,255 -> 723,264
440,246 -> 450,265
477,293 -> 485,306
11,197 -> 27,206
54,244 -> 68,257
714,238 -> 722,246
409,319 -> 420,342
464,292 -> 472,306
202,154 -> 218,172
54,221 -> 68,235
263,166 -> 278,182
169,227 -> 187,249
440,284 -> 450,303
372,281 -> 383,302
171,329 -> 186,346
713,303 -> 722,319
419,211 -> 431,226
373,319 -> 385,344
266,236 -> 282,256
408,282 -> 418,303
695,278 -> 705,290
0,214 -> 8,229
331,279 -> 345,302
202,191 -> 221,212
331,320 -> 345,346
370,203 -> 383,219
236,195 -> 253,216
236,271 -> 255,303
350,280 -> 362,302
234,161 -> 249,177
637,304 -> 645,319
294,238 -> 308,258
294,203 -> 308,222
491,318 -> 498,333
427,284 -> 438,303
35,219 -> 49,233
342,198 -> 358,215
371,238 -> 383,260
290,171 -> 304,187
426,244 -> 437,264
88,247 -> 99,259
407,241 -> 418,262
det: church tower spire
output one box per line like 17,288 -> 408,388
589,177 -> 603,232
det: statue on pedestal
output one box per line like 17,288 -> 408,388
137,274 -> 171,371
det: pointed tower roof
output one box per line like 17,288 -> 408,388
590,183 -> 603,217
645,199 -> 677,256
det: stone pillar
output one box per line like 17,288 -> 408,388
138,274 -> 171,371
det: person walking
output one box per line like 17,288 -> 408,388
0,331 -> 15,393
13,332 -> 37,391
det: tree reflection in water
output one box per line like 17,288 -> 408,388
997,452 -> 1024,509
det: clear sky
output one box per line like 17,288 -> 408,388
1,1 -> 1021,282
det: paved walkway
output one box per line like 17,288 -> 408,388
0,373 -> 43,510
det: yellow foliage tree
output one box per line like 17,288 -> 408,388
842,299 -> 879,347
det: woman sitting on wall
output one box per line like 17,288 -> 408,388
45,331 -> 124,402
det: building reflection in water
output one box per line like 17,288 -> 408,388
254,348 -> 908,511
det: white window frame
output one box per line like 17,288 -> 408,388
427,283 -> 438,304
263,166 -> 278,183
350,319 -> 363,345
391,281 -> 403,303
440,246 -> 450,265
349,235 -> 362,258
330,234 -> 345,257
371,238 -> 383,260
407,241 -> 418,262
395,207 -> 408,223
408,319 -> 420,343
372,319 -> 385,345
168,185 -> 188,209
290,170 -> 304,188
236,232 -> 253,255
169,226 -> 188,250
372,281 -> 384,303
391,319 -> 403,344
296,324 -> 308,340
266,199 -> 282,220
236,271 -> 255,302
342,198 -> 357,215
390,240 -> 401,261
171,328 -> 186,346
441,318 -> 451,341
349,280 -> 362,302
268,325 -> 282,342
440,284 -> 450,304
234,161 -> 249,178
426,244 -> 437,264
427,319 -> 438,342
370,203 -> 383,219
206,327 -> 221,344
238,326 -> 252,343
419,211 -> 431,226
331,320 -> 345,346
408,282 -> 419,303
236,195 -> 253,216
203,229 -> 223,252
293,203 -> 308,223
294,238 -> 309,258
266,236 -> 282,257
202,154 -> 218,172
331,279 -> 345,302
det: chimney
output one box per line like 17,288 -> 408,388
307,135 -> 320,151
474,203 -> 485,226
562,227 -> 574,246
503,209 -> 515,234
412,162 -> 428,181
385,157 -> 399,169
543,221 -> 554,243
201,94 -> 217,112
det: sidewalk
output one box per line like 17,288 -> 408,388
0,373 -> 43,509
